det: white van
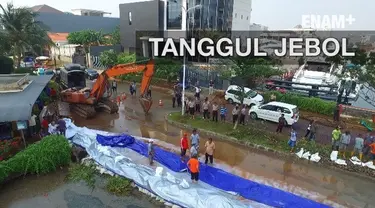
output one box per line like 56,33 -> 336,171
248,101 -> 299,125
224,85 -> 264,107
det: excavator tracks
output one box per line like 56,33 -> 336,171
71,104 -> 96,119
96,98 -> 119,114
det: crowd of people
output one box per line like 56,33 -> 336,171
40,115 -> 67,137
331,126 -> 375,163
147,128 -> 216,183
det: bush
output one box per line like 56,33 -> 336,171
106,176 -> 133,196
0,135 -> 71,182
262,91 -> 336,116
0,56 -> 14,74
14,67 -> 33,74
48,81 -> 59,92
66,163 -> 96,188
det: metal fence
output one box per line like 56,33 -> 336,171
179,66 -> 224,90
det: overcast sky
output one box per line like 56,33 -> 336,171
2,0 -> 374,30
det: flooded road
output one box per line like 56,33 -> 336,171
70,82 -> 375,208
0,168 -> 162,208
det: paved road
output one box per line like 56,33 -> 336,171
173,87 -> 366,146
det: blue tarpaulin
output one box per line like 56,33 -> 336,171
96,134 -> 329,208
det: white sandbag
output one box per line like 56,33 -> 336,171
179,179 -> 190,189
310,153 -> 321,162
335,159 -> 347,166
296,148 -> 304,158
364,161 -> 375,170
166,172 -> 176,183
350,156 -> 360,162
302,151 -> 311,160
155,166 -> 163,177
349,156 -> 364,166
330,151 -> 338,161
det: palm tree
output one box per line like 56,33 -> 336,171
0,3 -> 53,67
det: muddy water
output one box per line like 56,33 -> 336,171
0,168 -> 161,208
70,82 -> 375,208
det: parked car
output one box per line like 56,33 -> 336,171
224,85 -> 264,107
85,69 -> 99,80
248,101 -> 299,126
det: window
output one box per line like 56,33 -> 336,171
228,89 -> 240,96
247,16 -> 249,20
241,15 -> 243,19
235,13 -> 237,18
261,105 -> 278,111
260,105 -> 273,110
282,108 -> 292,114
128,12 -> 132,25
167,1 -> 182,29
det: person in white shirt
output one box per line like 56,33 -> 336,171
28,114 -> 37,135
194,86 -> 201,99
48,121 -> 58,135
188,99 -> 195,119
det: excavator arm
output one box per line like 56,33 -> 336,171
90,59 -> 155,113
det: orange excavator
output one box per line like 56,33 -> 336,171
60,60 -> 155,118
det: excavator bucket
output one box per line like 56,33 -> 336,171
139,97 -> 153,114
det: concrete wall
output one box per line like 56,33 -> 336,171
119,0 -> 163,52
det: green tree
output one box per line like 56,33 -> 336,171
99,50 -> 118,68
109,25 -> 121,45
154,58 -> 181,82
67,29 -> 105,51
0,3 -> 53,67
230,57 -> 281,129
117,52 -> 136,64
231,57 -> 282,88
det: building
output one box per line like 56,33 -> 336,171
30,4 -> 64,13
0,74 -> 52,139
30,5 -> 119,33
250,23 -> 268,31
71,9 -> 111,17
119,0 -> 252,53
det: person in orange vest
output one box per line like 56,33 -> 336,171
116,95 -> 121,106
187,155 -> 200,183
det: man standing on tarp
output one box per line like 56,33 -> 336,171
190,129 -> 200,152
148,139 -> 155,165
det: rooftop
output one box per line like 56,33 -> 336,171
0,74 -> 53,122
71,8 -> 111,14
35,12 -> 119,33
48,32 -> 69,42
0,74 -> 32,93
30,4 -> 63,14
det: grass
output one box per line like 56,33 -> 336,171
66,163 -> 96,189
168,112 -> 332,157
105,176 -> 133,196
66,163 -> 133,195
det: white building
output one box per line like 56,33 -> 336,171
250,23 -> 268,31
71,9 -> 111,17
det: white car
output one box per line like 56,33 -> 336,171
248,101 -> 299,126
224,85 -> 264,107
